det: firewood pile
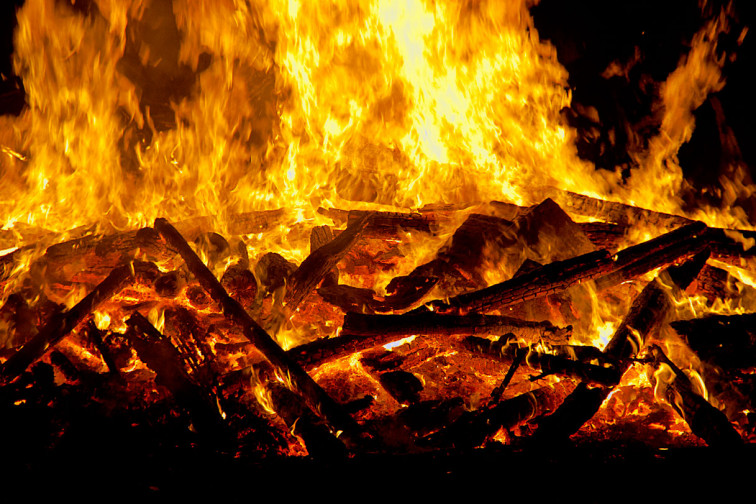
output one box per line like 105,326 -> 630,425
2,190 -> 756,464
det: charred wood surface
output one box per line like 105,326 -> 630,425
594,221 -> 708,290
437,249 -> 613,314
126,312 -> 225,436
420,385 -> 563,449
548,189 -> 695,228
343,312 -> 568,340
0,261 -> 158,385
280,212 -> 371,317
309,225 -> 339,288
650,345 -> 743,447
463,336 -> 621,386
531,251 -> 709,444
287,312 -> 569,370
671,313 -> 756,370
154,218 -> 363,447
317,275 -> 438,314
242,362 -> 348,459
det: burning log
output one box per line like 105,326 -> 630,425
0,294 -> 36,351
309,225 -> 339,288
420,384 -> 568,449
390,199 -> 596,297
377,213 -> 515,296
594,221 -> 708,289
342,312 -> 570,342
224,362 -> 348,459
348,210 -> 435,236
547,189 -> 696,228
82,320 -> 119,377
317,277 -> 438,314
578,221 -> 628,251
286,312 -> 570,371
462,336 -> 621,386
318,204 -> 461,236
273,212 -> 372,328
220,265 -> 258,310
0,210 -> 286,289
649,345 -> 743,447
438,221 -> 710,315
0,261 -> 158,385
690,264 -> 756,305
125,312 -> 226,437
530,250 -> 710,444
153,269 -> 187,299
254,252 -> 297,296
153,218 -> 363,447
436,249 -> 613,314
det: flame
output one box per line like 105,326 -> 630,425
1,0 -> 750,252
0,0 -> 753,450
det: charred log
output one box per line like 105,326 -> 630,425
342,312 -> 570,341
671,313 -> 756,370
287,312 -> 569,371
436,249 -> 613,314
530,250 -> 710,444
82,320 -> 119,377
650,345 -> 743,447
309,225 -> 339,288
125,313 -> 226,437
254,252 -> 297,296
548,189 -> 695,228
0,261 -> 158,385
318,275 -> 438,314
463,335 -> 621,386
420,385 -> 565,449
153,218 -> 363,448
276,213 -> 371,324
594,221 -> 708,290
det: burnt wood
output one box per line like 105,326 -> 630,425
671,313 -> 756,370
531,250 -> 710,443
0,261 -> 158,384
649,344 -> 743,447
126,312 -> 226,436
275,212 -> 372,326
420,385 -> 564,449
463,335 -> 621,386
436,249 -> 614,314
154,217 -> 363,448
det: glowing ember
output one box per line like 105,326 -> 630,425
0,0 -> 755,462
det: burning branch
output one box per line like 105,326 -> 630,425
268,212 -> 372,333
530,250 -> 711,444
0,261 -> 158,385
287,312 -> 570,370
153,218 -> 364,448
649,344 -> 742,447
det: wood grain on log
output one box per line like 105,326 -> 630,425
0,261 -> 157,384
287,312 -> 569,370
126,312 -> 226,436
650,344 -> 742,447
280,212 -> 372,317
154,218 -> 363,448
438,249 -> 613,314
463,335 -> 621,386
530,250 -> 710,444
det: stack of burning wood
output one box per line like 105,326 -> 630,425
1,190 -> 754,460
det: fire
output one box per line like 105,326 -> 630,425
2,0 -> 750,252
1,0 -> 755,459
